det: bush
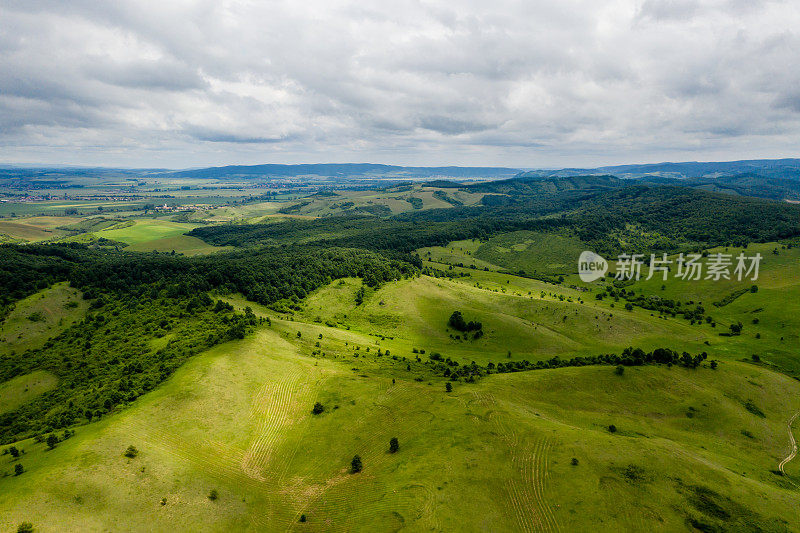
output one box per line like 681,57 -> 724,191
571,458 -> 579,466
448,311 -> 482,332
124,445 -> 139,458
312,402 -> 324,415
17,523 -> 34,533
46,434 -> 59,450
608,424 -> 617,433
350,455 -> 363,474
389,437 -> 399,453
299,514 -> 307,523
208,489 -> 219,501
14,463 -> 24,476
614,365 -> 624,376
445,382 -> 453,393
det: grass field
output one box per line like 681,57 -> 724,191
2,317 -> 798,531
126,235 -> 232,255
292,275 -> 712,365
0,283 -> 87,355
91,218 -> 201,245
0,371 -> 59,416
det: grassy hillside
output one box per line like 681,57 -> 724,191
126,235 -> 232,255
0,283 -> 87,354
2,314 -> 797,531
472,230 -> 586,275
294,275 -> 712,365
92,219 -> 201,245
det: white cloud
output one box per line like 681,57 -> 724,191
0,0 -> 799,167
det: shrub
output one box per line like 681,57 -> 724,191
27,311 -> 45,322
17,523 -> 34,533
312,402 -> 324,415
14,463 -> 24,476
124,445 -> 139,458
389,437 -> 399,453
608,424 -> 617,433
208,489 -> 219,501
445,382 -> 453,393
614,365 -> 624,376
744,400 -> 765,418
350,455 -> 363,474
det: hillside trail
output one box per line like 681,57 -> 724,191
778,411 -> 799,488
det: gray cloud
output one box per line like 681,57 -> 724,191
0,0 -> 799,167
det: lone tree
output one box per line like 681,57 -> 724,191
389,437 -> 399,453
14,463 -> 24,476
8,446 -> 20,458
208,489 -> 219,501
46,434 -> 59,450
299,514 -> 307,523
312,402 -> 325,415
608,424 -> 617,433
124,445 -> 139,458
350,455 -> 363,474
445,382 -> 453,393
17,522 -> 34,533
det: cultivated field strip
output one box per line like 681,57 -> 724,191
472,391 -> 560,532
241,372 -> 314,481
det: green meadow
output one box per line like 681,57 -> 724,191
2,287 -> 798,531
92,219 -> 201,245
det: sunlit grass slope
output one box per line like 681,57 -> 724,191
1,322 -> 798,532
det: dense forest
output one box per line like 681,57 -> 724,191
1,244 -> 414,312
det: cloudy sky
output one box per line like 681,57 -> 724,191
1,0 -> 799,168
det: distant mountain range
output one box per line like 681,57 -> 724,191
155,163 -> 521,180
2,158 -> 800,181
2,159 -> 800,200
519,158 -> 800,180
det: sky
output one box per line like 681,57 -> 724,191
1,0 -> 800,169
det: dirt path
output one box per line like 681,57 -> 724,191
778,411 -> 799,487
